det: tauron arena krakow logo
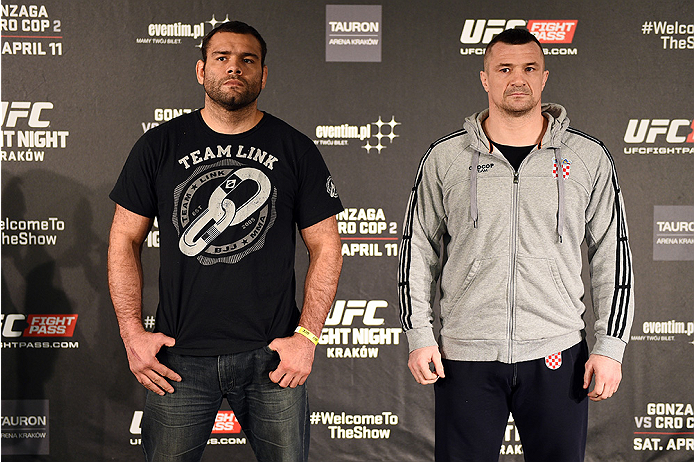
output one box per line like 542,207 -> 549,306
173,159 -> 277,266
652,205 -> 694,261
459,19 -> 578,56
325,4 -> 382,62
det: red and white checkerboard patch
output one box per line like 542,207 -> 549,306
552,158 -> 571,179
545,352 -> 562,370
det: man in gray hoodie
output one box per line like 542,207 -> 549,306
398,28 -> 634,461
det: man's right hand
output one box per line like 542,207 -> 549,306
123,331 -> 181,395
408,345 -> 445,385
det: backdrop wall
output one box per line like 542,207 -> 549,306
1,1 -> 693,460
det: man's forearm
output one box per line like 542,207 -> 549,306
298,246 -> 342,336
297,217 -> 343,336
107,205 -> 153,341
267,217 -> 341,388
108,238 -> 147,340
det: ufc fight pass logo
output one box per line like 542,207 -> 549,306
459,19 -> 577,44
1,314 -> 78,337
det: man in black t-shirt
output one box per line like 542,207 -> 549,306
108,21 -> 343,462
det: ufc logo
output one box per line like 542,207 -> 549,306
460,19 -> 527,45
130,411 -> 143,434
1,314 -> 27,337
1,101 -> 53,128
624,119 -> 694,143
324,300 -> 387,326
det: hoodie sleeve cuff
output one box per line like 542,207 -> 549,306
591,335 -> 627,363
405,327 -> 438,353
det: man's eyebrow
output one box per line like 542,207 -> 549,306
210,50 -> 260,59
495,61 -> 541,67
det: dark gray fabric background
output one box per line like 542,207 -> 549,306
2,1 -> 692,460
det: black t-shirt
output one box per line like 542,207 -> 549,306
490,140 -> 536,172
110,111 -> 344,355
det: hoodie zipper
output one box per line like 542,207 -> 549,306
508,170 -> 519,363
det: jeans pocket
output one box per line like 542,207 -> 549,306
258,345 -> 280,378
263,344 -> 277,355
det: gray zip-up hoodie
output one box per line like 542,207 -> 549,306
398,103 -> 634,363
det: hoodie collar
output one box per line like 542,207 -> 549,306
463,103 -> 570,152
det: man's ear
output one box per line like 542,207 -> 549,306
480,70 -> 489,93
196,60 -> 205,85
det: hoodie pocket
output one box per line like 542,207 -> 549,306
439,256 -> 509,341
514,256 -> 582,341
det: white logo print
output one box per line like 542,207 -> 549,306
174,160 -> 276,265
362,116 -> 400,153
313,116 -> 400,153
326,176 -> 339,198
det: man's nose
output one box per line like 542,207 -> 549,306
227,60 -> 242,74
509,68 -> 526,83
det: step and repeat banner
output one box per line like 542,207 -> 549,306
1,0 -> 693,461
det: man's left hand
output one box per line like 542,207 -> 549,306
268,333 -> 316,388
583,354 -> 622,402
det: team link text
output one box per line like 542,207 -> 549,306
177,144 -> 278,170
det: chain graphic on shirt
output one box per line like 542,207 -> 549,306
173,159 -> 276,265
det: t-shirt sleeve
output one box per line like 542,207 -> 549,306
295,144 -> 344,229
109,135 -> 159,218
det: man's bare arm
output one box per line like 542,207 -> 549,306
269,215 -> 342,388
107,204 -> 181,395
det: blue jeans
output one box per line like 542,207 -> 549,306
141,346 -> 309,462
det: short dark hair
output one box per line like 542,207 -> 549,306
484,28 -> 544,69
200,21 -> 267,66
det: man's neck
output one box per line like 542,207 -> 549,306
483,105 -> 547,146
200,99 -> 263,135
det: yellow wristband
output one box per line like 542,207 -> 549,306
295,326 -> 319,345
